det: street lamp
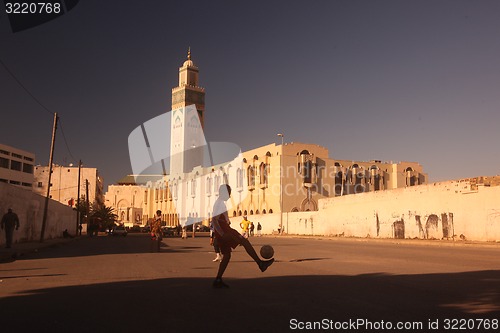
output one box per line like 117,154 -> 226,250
277,133 -> 284,235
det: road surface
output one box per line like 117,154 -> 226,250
1,234 -> 499,332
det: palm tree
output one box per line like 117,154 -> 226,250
90,204 -> 118,231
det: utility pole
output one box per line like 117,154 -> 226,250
85,179 -> 90,217
85,179 -> 90,236
76,160 -> 82,235
277,133 -> 284,235
40,112 -> 58,243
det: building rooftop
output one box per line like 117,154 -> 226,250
116,174 -> 164,186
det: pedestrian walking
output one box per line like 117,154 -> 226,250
151,210 -> 162,252
152,210 -> 163,240
1,208 -> 20,248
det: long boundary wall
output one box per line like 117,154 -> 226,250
317,178 -> 500,242
231,177 -> 500,242
0,182 -> 76,246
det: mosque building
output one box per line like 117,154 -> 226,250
105,51 -> 427,229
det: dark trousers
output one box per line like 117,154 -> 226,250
213,236 -> 220,253
4,226 -> 14,248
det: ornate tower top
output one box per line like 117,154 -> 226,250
172,49 -> 206,127
183,47 -> 196,68
170,49 -> 206,175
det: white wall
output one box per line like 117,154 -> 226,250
231,179 -> 500,242
318,180 -> 500,241
0,182 -> 76,246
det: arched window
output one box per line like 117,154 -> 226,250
298,150 -> 315,185
236,168 -> 243,188
351,164 -> 364,193
206,177 -> 212,194
259,162 -> 268,187
335,171 -> 343,195
370,165 -> 381,191
405,167 -> 417,186
191,179 -> 196,197
247,166 -> 255,188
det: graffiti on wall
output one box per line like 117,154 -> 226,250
393,219 -> 405,239
390,212 -> 454,240
376,213 -> 380,237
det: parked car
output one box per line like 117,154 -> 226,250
141,225 -> 151,233
128,225 -> 141,233
196,225 -> 210,232
161,226 -> 176,237
110,225 -> 128,236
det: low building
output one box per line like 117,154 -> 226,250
0,143 -> 35,190
33,164 -> 104,209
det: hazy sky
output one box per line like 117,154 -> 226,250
1,0 -> 500,188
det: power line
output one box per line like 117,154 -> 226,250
0,57 -> 78,163
0,58 -> 54,116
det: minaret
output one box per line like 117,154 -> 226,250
170,49 -> 207,175
171,48 -> 206,128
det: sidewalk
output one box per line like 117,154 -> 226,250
0,237 -> 79,263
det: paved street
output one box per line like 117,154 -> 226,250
1,234 -> 500,332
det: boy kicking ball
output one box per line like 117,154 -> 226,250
212,184 -> 274,288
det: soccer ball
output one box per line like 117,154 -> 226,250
260,245 -> 274,259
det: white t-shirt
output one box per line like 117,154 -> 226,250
212,197 -> 229,236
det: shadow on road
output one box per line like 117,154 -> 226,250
10,234 -> 184,260
1,270 -> 499,333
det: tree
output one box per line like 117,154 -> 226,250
90,204 -> 118,231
